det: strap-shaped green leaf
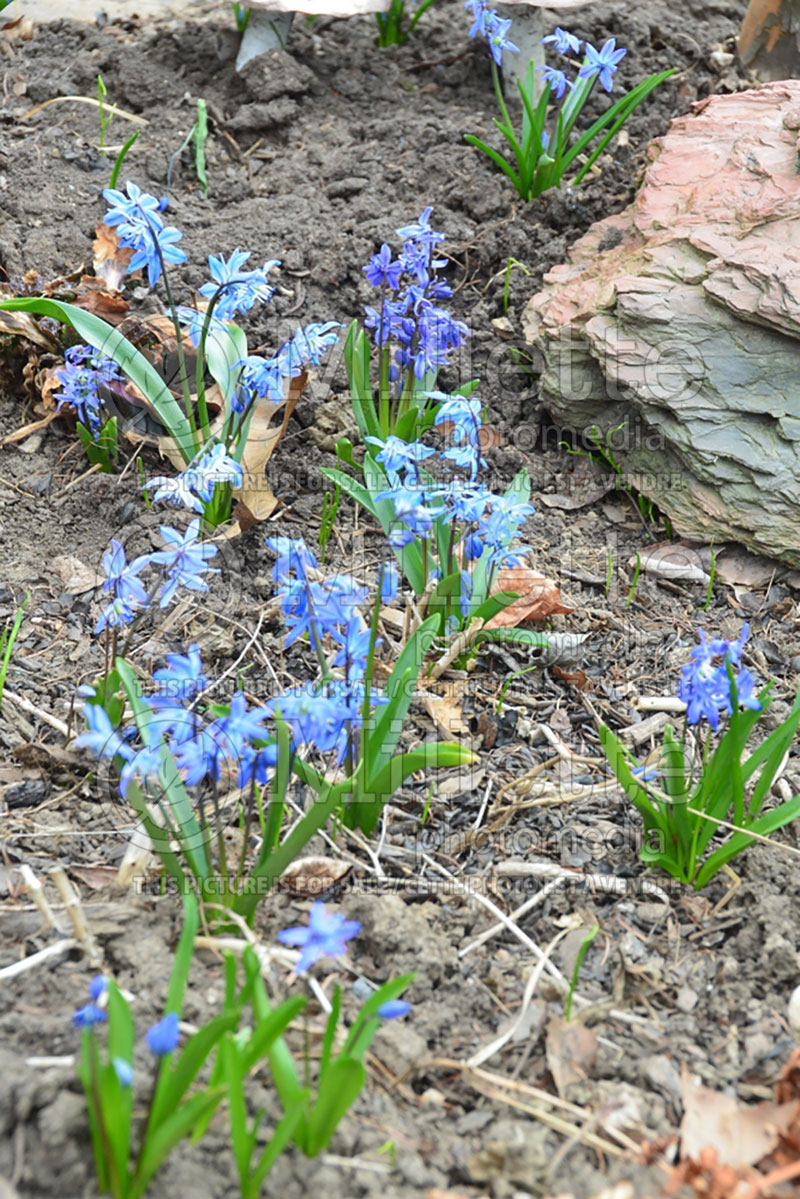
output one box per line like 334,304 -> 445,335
0,296 -> 196,460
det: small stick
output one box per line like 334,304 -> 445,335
632,696 -> 687,713
429,617 -> 483,680
19,864 -> 63,933
0,939 -> 78,981
49,867 -> 101,963
3,691 -> 70,737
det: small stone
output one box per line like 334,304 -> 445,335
676,985 -> 698,1013
788,984 -> 800,1038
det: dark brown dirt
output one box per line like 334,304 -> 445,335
3,2 -> 800,1198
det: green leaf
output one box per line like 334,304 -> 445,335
150,1013 -> 237,1130
304,1058 -> 366,1156
116,658 -> 211,884
0,297 -> 196,460
131,1088 -> 226,1197
204,320 -> 247,408
694,792 -> 800,889
363,743 -> 476,823
598,723 -> 673,846
344,321 -> 381,443
247,1095 -> 308,1196
464,135 -> 522,192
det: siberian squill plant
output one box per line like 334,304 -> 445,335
1,181 -> 339,525
464,3 -> 675,200
343,207 -> 472,443
73,894 -> 413,1198
600,624 -> 800,888
325,389 -> 546,656
75,530 -> 474,919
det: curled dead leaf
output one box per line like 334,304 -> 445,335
278,856 -> 352,896
93,222 -> 135,292
546,1016 -> 598,1097
680,1064 -> 799,1168
486,567 -> 573,629
0,307 -> 60,351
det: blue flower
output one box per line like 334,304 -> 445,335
120,744 -> 164,798
88,975 -> 108,1002
465,0 -> 489,39
542,26 -> 582,55
101,540 -> 151,608
198,250 -> 280,321
289,321 -> 341,366
265,536 -> 318,581
152,644 -> 207,702
237,353 -> 290,403
331,614 -> 378,678
103,181 -> 164,241
103,181 -> 187,287
73,1003 -> 107,1029
365,434 -> 436,476
149,519 -> 219,609
539,65 -> 572,99
364,244 -> 404,291
483,10 -> 519,66
378,999 -> 411,1020
277,901 -> 361,973
95,595 -> 137,635
189,442 -> 243,502
146,1011 -> 180,1056
75,704 -> 135,763
676,625 -> 761,730
578,38 -> 627,92
128,224 -> 187,289
146,471 -> 206,515
112,1058 -> 134,1088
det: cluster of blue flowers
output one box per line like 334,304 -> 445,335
465,0 -> 627,96
146,441 -> 243,514
104,181 -> 186,288
541,26 -> 626,95
677,623 -> 762,730
91,518 -> 219,634
464,0 -> 518,66
54,344 -> 125,440
263,536 -> 391,765
76,524 -> 395,798
234,319 -> 340,408
367,393 -> 534,621
362,207 -> 470,390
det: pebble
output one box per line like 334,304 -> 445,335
676,985 -> 699,1013
788,984 -> 800,1038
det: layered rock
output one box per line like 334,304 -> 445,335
523,81 -> 800,566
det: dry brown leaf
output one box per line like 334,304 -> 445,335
0,307 -> 60,350
52,555 -> 102,595
92,222 -> 135,291
235,369 -> 305,524
680,1065 -> 799,1168
71,277 -> 130,324
70,866 -> 119,892
422,679 -> 469,739
485,567 -> 573,629
278,856 -> 352,896
546,1016 -> 598,1097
